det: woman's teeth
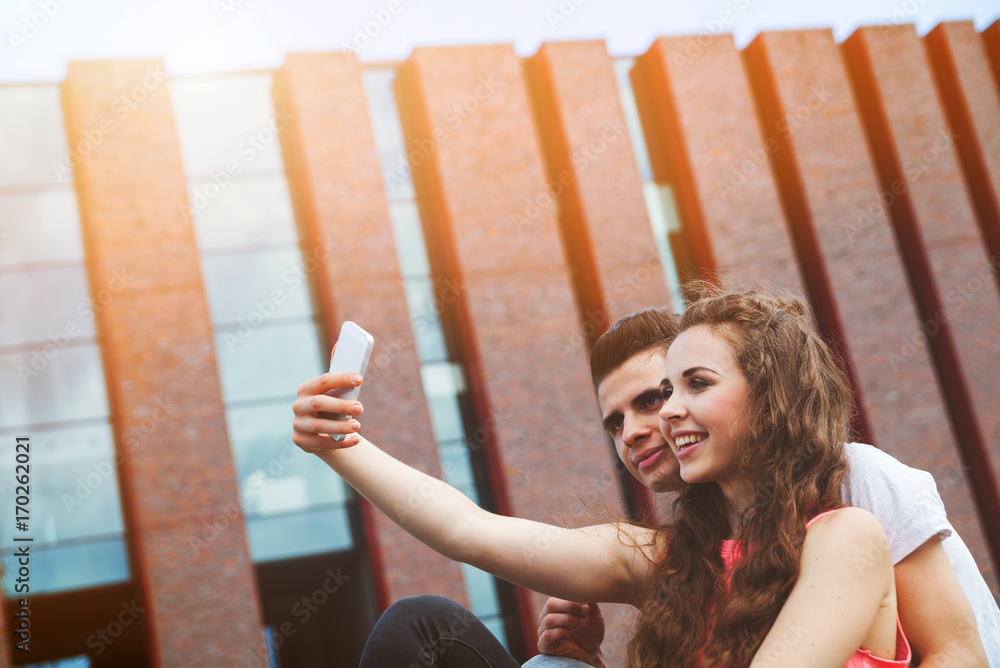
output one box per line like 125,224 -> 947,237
675,434 -> 705,447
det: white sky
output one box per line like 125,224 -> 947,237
0,0 -> 998,83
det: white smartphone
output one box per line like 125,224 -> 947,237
322,321 -> 374,442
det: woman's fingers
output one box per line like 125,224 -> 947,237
292,429 -> 361,453
296,371 -> 363,398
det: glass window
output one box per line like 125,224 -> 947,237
2,538 -> 129,595
0,267 -> 95,347
0,344 -> 108,429
361,68 -> 415,201
611,59 -> 653,183
0,424 -> 124,544
187,175 -> 298,251
170,75 -> 285,178
201,249 -> 313,327
225,402 -> 351,512
0,190 -> 84,266
388,201 -> 431,278
214,321 -> 324,405
0,86 -> 71,188
246,508 -> 353,563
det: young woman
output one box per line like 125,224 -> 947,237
291,289 -> 910,666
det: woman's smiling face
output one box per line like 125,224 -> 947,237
658,324 -> 751,498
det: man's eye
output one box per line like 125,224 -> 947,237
643,394 -> 662,408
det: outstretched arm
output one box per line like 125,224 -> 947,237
292,371 -> 657,605
751,508 -> 897,668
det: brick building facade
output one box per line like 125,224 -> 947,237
0,19 -> 998,667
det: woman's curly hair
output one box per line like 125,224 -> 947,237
626,286 -> 854,667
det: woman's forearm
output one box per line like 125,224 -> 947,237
316,436 -> 487,563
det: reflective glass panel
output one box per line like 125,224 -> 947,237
0,266 -> 95,347
225,402 -> 351,515
361,68 -> 415,201
201,248 -> 312,327
246,507 -> 352,563
0,86 -> 71,188
0,424 -> 124,548
0,344 -> 108,429
387,201 -> 431,278
188,175 -> 298,251
214,320 -> 324,405
1,538 -> 128,595
0,190 -> 84,266
170,74 -> 284,177
612,58 -> 653,183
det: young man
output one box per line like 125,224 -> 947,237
529,308 -> 996,667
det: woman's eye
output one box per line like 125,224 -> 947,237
689,378 -> 707,390
659,387 -> 672,400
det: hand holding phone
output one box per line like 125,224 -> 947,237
322,321 -> 374,442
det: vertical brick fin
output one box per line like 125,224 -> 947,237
635,35 -> 806,295
396,44 -> 629,656
527,41 -> 672,323
393,55 -> 535,655
63,59 -> 264,666
742,35 -> 874,445
843,28 -> 1000,582
274,53 -> 468,609
631,44 -> 718,282
523,51 -> 607,347
924,23 -> 1000,294
984,20 -> 1000,95
741,31 -> 994,590
525,40 -> 672,526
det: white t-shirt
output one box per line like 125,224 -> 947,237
843,442 -> 1000,665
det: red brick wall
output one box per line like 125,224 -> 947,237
743,30 -> 996,591
633,34 -> 805,294
274,52 -> 468,607
63,59 -> 265,666
395,44 -> 628,651
844,25 -> 1000,575
924,22 -> 1000,292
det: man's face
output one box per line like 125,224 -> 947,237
597,349 -> 680,493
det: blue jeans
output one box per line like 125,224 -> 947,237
359,595 -> 591,668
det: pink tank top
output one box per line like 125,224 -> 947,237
717,509 -> 911,667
